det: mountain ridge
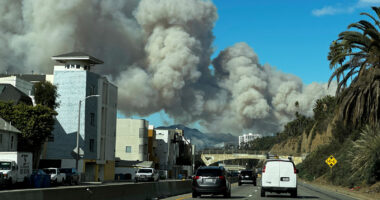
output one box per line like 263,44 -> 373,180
157,124 -> 238,150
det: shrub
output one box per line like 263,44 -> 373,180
348,125 -> 380,184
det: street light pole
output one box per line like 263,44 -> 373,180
76,95 -> 100,171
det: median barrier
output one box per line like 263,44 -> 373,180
0,180 -> 192,200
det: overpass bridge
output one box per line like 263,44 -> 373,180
200,150 -> 304,166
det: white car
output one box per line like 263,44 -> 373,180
43,168 -> 66,185
135,168 -> 159,182
261,158 -> 298,197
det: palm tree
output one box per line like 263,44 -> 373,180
328,7 -> 380,127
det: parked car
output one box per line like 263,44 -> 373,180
192,166 -> 231,198
43,168 -> 66,185
134,168 -> 159,182
261,158 -> 298,197
59,168 -> 79,185
238,170 -> 257,186
0,172 -> 5,187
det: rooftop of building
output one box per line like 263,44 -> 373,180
51,52 -> 104,64
0,117 -> 20,133
0,84 -> 33,105
0,74 -> 47,82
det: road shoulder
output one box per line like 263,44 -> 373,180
300,178 -> 380,200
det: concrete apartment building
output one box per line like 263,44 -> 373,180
116,118 -> 149,161
41,52 -> 118,182
239,133 -> 262,148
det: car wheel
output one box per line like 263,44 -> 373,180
224,189 -> 231,198
253,182 -> 257,186
192,191 -> 198,198
261,189 -> 265,197
238,182 -> 241,186
291,189 -> 297,198
134,178 -> 138,183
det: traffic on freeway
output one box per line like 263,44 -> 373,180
163,180 -> 358,200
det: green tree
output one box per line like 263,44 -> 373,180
0,102 -> 57,168
34,81 -> 59,110
328,7 -> 380,127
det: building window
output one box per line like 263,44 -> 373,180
89,85 -> 95,95
10,136 -> 14,149
126,146 -> 132,153
139,144 -> 144,153
89,139 -> 95,152
90,113 -> 95,126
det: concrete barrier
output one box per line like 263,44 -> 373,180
0,180 -> 192,200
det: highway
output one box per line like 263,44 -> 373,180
162,180 -> 358,200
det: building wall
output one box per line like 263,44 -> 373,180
98,78 -> 117,162
116,119 -> 148,161
155,129 -> 178,172
46,68 -> 117,173
0,131 -> 18,151
46,70 -> 89,160
148,125 -> 159,167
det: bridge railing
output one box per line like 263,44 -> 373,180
200,149 -> 267,155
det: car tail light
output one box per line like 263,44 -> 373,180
193,176 -> 200,180
219,176 -> 225,180
294,167 -> 297,174
262,166 -> 266,173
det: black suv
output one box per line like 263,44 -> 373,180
238,170 -> 257,186
192,166 -> 231,198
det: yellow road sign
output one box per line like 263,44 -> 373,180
325,155 -> 337,168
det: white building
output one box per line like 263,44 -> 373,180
155,129 -> 179,175
41,52 -> 118,182
239,133 -> 262,147
116,118 -> 149,161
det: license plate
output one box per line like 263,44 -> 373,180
281,177 -> 289,181
205,179 -> 215,183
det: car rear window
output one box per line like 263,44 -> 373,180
240,171 -> 252,175
196,169 -> 222,176
138,169 -> 153,173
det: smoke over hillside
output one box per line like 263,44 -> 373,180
0,0 -> 336,135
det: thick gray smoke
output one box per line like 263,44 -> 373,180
0,0 -> 336,135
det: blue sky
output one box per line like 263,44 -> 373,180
120,0 -> 380,128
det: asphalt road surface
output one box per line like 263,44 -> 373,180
162,180 -> 358,200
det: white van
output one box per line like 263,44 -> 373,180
261,159 -> 298,197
